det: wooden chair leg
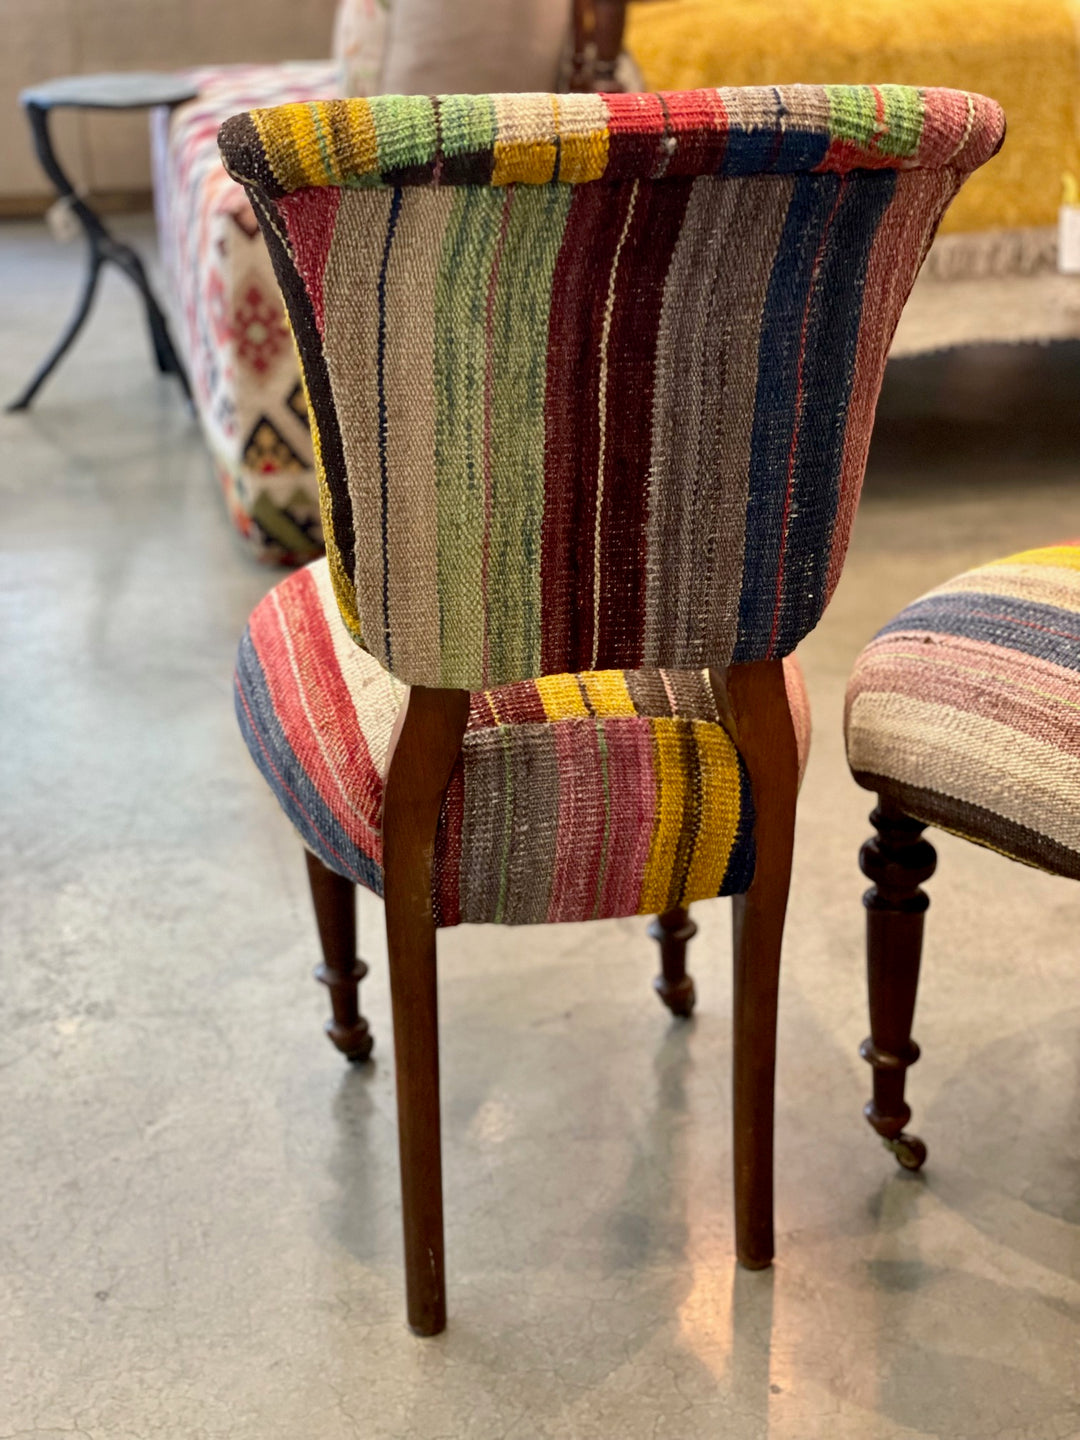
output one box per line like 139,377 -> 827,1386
859,798 -> 936,1172
649,906 -> 698,1017
305,849 -> 373,1063
719,659 -> 799,1271
381,685 -> 470,1337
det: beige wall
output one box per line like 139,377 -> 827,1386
1,0 -> 339,202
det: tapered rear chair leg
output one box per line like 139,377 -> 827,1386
305,849 -> 373,1063
859,799 -> 935,1172
720,660 -> 799,1271
381,686 -> 470,1337
650,906 -> 698,1017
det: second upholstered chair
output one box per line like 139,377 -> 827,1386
847,542 -> 1079,1171
220,85 -> 1003,1333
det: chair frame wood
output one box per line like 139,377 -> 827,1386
306,657 -> 797,1333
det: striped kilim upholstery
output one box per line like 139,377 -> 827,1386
846,545 -> 1080,880
236,560 -> 812,924
220,86 -> 1004,690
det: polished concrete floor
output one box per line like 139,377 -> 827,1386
2,218 -> 1079,1439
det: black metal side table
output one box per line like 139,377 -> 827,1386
8,71 -> 198,412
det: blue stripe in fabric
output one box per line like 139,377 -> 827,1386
721,755 -> 757,896
719,93 -> 831,176
735,173 -> 844,661
234,632 -> 384,895
879,591 -> 1080,673
377,186 -> 404,671
771,170 -> 896,656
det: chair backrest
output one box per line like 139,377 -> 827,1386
220,86 -> 1003,689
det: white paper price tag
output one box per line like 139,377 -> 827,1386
1059,204 -> 1080,274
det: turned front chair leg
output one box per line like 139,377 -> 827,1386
649,906 -> 698,1017
859,799 -> 936,1171
305,849 -> 373,1063
382,685 -> 470,1336
720,660 -> 799,1271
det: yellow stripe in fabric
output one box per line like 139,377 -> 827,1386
493,140 -> 557,186
252,104 -> 324,190
639,720 -> 686,913
679,723 -> 742,903
536,673 -> 589,719
580,671 -> 636,717
987,545 -> 1080,574
559,128 -> 609,183
553,94 -> 610,183
338,100 -> 379,184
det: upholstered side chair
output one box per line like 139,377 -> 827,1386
846,542 -> 1078,1170
220,85 -> 1003,1334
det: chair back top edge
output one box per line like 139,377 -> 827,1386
219,85 -> 1004,200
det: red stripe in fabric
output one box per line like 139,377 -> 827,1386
766,177 -> 848,656
541,185 -> 627,674
433,762 -> 464,926
852,633 -> 1080,759
661,89 -> 729,176
602,92 -> 667,179
278,187 -> 340,337
824,170 -> 956,600
596,176 -> 692,668
594,719 -> 656,918
250,571 -> 382,859
235,680 -> 365,884
546,721 -> 607,922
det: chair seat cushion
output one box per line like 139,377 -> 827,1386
845,544 -> 1080,879
237,559 -> 810,925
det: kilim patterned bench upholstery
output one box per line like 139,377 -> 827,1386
221,85 -> 1003,1331
846,543 -> 1080,879
237,558 -> 811,926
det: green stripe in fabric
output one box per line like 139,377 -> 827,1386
435,189 -> 508,686
827,86 -> 923,160
488,184 -> 573,681
370,95 -> 439,177
309,102 -> 338,184
438,94 -> 498,162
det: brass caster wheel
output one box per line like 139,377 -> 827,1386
885,1133 -> 927,1171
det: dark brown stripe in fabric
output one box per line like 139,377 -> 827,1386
218,113 -> 285,197
625,668 -> 673,718
501,724 -> 560,924
669,720 -> 704,906
595,176 -> 693,670
853,773 -> 1080,882
541,184 -> 627,674
254,190 -> 355,582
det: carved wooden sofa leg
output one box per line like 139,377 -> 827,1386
650,906 -> 698,1017
859,799 -> 936,1171
305,849 -> 373,1063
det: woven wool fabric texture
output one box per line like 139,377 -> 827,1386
846,544 -> 1080,880
236,560 -> 810,924
219,85 -> 1003,690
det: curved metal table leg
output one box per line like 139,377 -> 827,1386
8,99 -> 190,410
7,241 -> 104,412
